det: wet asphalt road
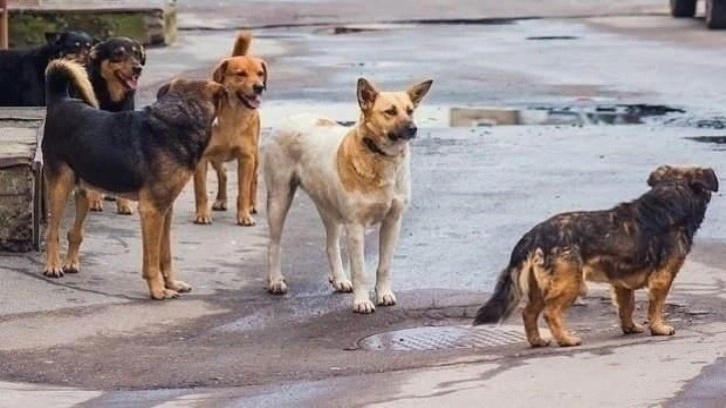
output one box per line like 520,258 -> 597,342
3,10 -> 726,406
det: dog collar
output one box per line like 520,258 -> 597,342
363,137 -> 390,157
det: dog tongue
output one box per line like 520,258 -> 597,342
247,95 -> 261,109
124,76 -> 139,90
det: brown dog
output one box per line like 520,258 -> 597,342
193,31 -> 267,226
42,59 -> 224,299
473,166 -> 718,347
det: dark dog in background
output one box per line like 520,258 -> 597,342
83,37 -> 147,214
0,31 -> 95,106
473,165 -> 718,348
42,59 -> 224,299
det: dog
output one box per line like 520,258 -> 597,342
473,165 -> 718,347
193,31 -> 266,226
0,31 -> 95,106
82,37 -> 147,215
42,59 -> 224,299
263,77 -> 433,313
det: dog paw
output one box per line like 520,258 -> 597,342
650,324 -> 675,336
353,298 -> 376,314
237,214 -> 256,226
528,338 -> 551,348
556,335 -> 582,347
89,200 -> 104,212
43,264 -> 65,278
212,200 -> 228,211
166,280 -> 192,293
267,278 -> 288,295
622,323 -> 645,335
376,290 -> 397,306
150,288 -> 180,300
329,277 -> 353,293
116,203 -> 134,215
194,213 -> 213,225
61,259 -> 80,274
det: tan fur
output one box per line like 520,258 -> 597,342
46,59 -> 99,108
193,31 -> 268,226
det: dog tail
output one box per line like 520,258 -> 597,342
472,264 -> 523,325
45,59 -> 99,108
231,31 -> 252,56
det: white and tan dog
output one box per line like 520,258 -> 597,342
263,77 -> 433,313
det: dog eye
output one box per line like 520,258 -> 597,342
257,71 -> 264,77
384,107 -> 398,116
237,71 -> 248,77
74,42 -> 80,48
85,42 -> 91,47
406,107 -> 414,115
114,49 -> 125,57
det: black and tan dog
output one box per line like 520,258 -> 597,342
42,59 -> 224,300
473,166 -> 718,347
0,31 -> 95,106
82,37 -> 147,214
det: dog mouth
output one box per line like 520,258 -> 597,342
236,91 -> 261,109
115,71 -> 140,90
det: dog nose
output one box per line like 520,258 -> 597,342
252,84 -> 265,95
403,123 -> 417,140
132,65 -> 143,76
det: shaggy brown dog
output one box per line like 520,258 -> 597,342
42,59 -> 224,299
473,166 -> 718,347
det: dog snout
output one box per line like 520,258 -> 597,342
132,65 -> 143,76
252,83 -> 265,95
403,123 -> 417,140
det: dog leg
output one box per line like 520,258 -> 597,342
322,217 -> 352,293
266,178 -> 297,295
542,258 -> 583,347
522,286 -> 550,347
375,215 -> 402,307
236,151 -> 256,226
613,286 -> 644,334
87,189 -> 104,212
43,168 -> 75,278
250,149 -> 259,214
211,161 -> 228,211
193,160 -> 213,224
139,200 -> 177,300
647,263 -> 681,336
62,189 -> 91,274
160,206 -> 192,293
116,198 -> 134,215
346,223 -> 375,314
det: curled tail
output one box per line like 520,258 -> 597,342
472,264 -> 523,325
232,31 -> 252,56
45,59 -> 99,108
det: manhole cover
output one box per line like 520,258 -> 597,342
358,325 -> 526,351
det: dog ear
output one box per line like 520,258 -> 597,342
692,168 -> 719,192
139,45 -> 147,66
356,77 -> 378,112
261,60 -> 268,90
212,59 -> 229,84
406,79 -> 433,108
45,32 -> 63,45
647,165 -> 672,187
156,82 -> 171,99
533,248 -> 545,266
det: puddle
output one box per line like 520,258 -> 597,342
358,325 -> 526,351
450,104 -> 685,127
526,35 -> 579,40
